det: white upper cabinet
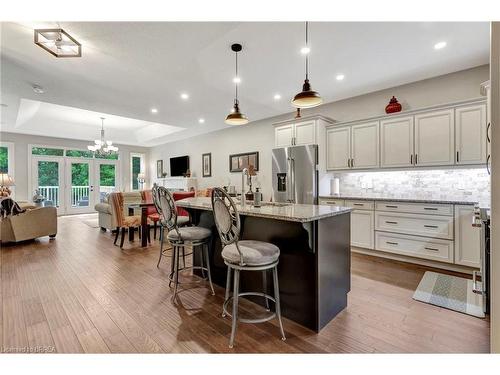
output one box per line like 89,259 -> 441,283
275,124 -> 295,147
294,120 -> 316,146
351,121 -> 379,169
414,109 -> 455,166
455,104 -> 487,165
380,116 -> 414,168
326,127 -> 350,170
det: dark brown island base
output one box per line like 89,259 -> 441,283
176,197 -> 352,332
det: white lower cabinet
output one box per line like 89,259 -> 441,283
351,210 -> 374,249
375,232 -> 454,263
334,198 -> 480,269
454,205 -> 481,268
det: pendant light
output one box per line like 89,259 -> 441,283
225,43 -> 249,125
87,117 -> 118,156
292,22 -> 323,108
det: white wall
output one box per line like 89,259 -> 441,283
0,132 -> 150,201
490,22 -> 500,354
150,65 -> 489,201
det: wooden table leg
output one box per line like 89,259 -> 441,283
128,207 -> 134,241
141,206 -> 148,247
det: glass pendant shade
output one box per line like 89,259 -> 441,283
225,102 -> 248,125
292,79 -> 323,108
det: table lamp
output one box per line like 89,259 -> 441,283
0,173 -> 15,197
137,173 -> 145,190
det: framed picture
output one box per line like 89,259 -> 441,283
229,151 -> 259,173
202,153 -> 212,177
156,160 -> 163,178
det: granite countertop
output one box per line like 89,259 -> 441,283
319,194 -> 478,205
176,197 -> 352,223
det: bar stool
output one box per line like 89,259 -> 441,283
153,185 -> 215,299
152,184 -> 190,268
211,187 -> 286,348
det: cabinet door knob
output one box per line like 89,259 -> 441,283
456,151 -> 459,163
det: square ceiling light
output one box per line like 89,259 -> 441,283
34,29 -> 81,58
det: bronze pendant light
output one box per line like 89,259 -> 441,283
292,22 -> 323,108
225,43 -> 249,125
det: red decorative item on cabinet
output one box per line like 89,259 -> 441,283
385,96 -> 402,114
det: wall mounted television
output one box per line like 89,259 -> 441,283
170,155 -> 190,176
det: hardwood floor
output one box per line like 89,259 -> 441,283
0,214 -> 490,353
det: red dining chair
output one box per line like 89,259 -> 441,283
172,191 -> 195,221
141,190 -> 161,239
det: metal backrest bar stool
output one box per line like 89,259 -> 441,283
154,185 -> 214,299
152,184 -> 190,268
211,187 -> 286,348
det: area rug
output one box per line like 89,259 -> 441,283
413,271 -> 485,318
81,217 -> 100,228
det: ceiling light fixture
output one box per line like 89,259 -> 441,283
180,93 -> 189,100
34,28 -> 81,58
336,74 -> 345,81
434,41 -> 447,50
225,43 -> 249,125
32,84 -> 45,94
198,118 -> 205,124
87,117 -> 118,156
274,94 -> 282,100
151,108 -> 158,113
292,22 -> 323,109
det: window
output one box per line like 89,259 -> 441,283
95,153 -> 119,160
65,149 -> 94,158
130,153 -> 145,191
32,147 -> 64,156
0,142 -> 14,176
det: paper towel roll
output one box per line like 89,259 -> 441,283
330,178 -> 340,196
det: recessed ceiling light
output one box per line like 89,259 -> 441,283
32,84 -> 45,94
434,41 -> 447,50
274,94 -> 282,100
198,118 -> 205,124
151,108 -> 158,113
233,76 -> 241,84
180,93 -> 189,100
336,74 -> 345,81
300,46 -> 310,55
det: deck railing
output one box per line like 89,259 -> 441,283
37,185 -> 116,207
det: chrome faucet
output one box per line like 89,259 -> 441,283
241,168 -> 249,206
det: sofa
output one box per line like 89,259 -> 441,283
0,206 -> 57,243
95,191 -> 143,231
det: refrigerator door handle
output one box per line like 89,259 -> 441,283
286,157 -> 292,202
290,158 -> 296,203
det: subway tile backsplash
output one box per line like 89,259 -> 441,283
332,168 -> 491,207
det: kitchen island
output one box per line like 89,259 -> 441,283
176,197 -> 352,332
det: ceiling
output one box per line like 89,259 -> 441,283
0,22 -> 490,146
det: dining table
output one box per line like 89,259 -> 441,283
127,200 -> 155,247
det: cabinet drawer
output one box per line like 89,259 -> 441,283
319,198 -> 345,206
375,232 -> 454,263
375,201 -> 453,216
375,211 -> 453,239
345,200 -> 374,211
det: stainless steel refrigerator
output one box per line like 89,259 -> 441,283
272,144 -> 318,204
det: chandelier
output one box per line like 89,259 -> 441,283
87,117 -> 118,156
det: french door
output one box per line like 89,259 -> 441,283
31,156 -> 119,215
31,156 -> 64,214
65,158 -> 95,214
